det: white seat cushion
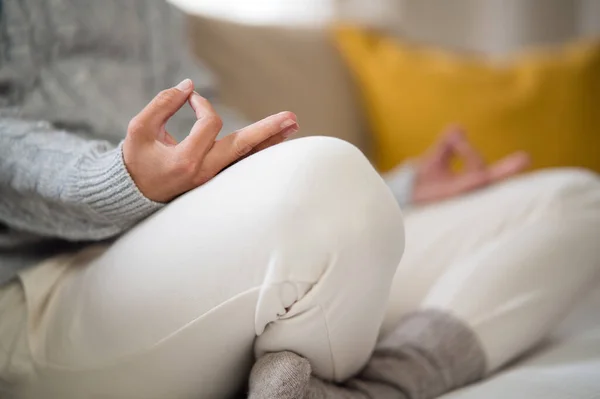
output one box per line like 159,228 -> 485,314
442,283 -> 600,399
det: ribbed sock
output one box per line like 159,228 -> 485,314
249,310 -> 486,399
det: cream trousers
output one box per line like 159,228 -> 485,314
1,137 -> 599,399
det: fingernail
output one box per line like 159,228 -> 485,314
280,119 -> 296,129
282,123 -> 299,138
175,78 -> 192,92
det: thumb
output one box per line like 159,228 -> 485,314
133,79 -> 194,137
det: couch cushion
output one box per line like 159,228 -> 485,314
332,25 -> 600,173
186,15 -> 371,154
441,283 -> 600,399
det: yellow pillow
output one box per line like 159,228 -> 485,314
332,25 -> 600,173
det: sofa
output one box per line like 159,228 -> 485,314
177,3 -> 600,397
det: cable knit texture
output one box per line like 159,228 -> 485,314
0,0 -> 414,285
0,0 -> 213,285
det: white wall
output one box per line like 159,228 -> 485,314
171,0 -> 600,56
168,0 -> 337,25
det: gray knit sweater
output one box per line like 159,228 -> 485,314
0,0 -> 414,286
0,0 -> 215,285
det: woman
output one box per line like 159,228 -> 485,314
1,1 -> 599,398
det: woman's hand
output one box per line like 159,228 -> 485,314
412,126 -> 530,204
123,79 -> 299,203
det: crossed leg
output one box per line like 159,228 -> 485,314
2,137 -> 599,399
250,168 -> 600,399
6,137 -> 404,399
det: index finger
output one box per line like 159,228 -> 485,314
446,151 -> 529,197
179,92 -> 223,156
446,127 -> 487,171
188,91 -> 215,119
131,80 -> 194,141
488,151 -> 530,182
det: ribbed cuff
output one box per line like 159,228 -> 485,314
384,162 -> 417,208
72,141 -> 164,228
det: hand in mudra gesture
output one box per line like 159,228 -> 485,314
412,126 -> 530,204
123,79 -> 299,203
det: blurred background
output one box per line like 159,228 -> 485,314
1,2 -> 599,398
170,0 -> 600,173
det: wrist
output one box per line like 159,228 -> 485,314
72,141 -> 165,228
385,162 -> 417,208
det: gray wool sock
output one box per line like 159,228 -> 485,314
248,310 -> 486,399
248,352 -> 311,399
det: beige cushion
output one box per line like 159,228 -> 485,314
186,15 -> 371,155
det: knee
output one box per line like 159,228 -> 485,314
498,168 -> 600,218
522,168 -> 599,213
251,138 -> 405,380
525,167 -> 599,191
259,136 -> 405,269
245,137 -> 405,301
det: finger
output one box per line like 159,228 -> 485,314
134,79 -> 195,137
249,123 -> 298,155
441,151 -> 529,197
449,170 -> 491,195
179,92 -> 223,156
447,128 -> 487,171
181,116 -> 224,159
488,151 -> 531,182
206,123 -> 298,173
429,126 -> 458,162
411,171 -> 489,204
206,111 -> 298,172
188,91 -> 217,120
421,125 -> 463,175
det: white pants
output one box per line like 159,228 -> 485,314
1,137 -> 599,399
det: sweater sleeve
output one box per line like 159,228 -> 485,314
383,163 -> 417,209
0,118 -> 164,241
